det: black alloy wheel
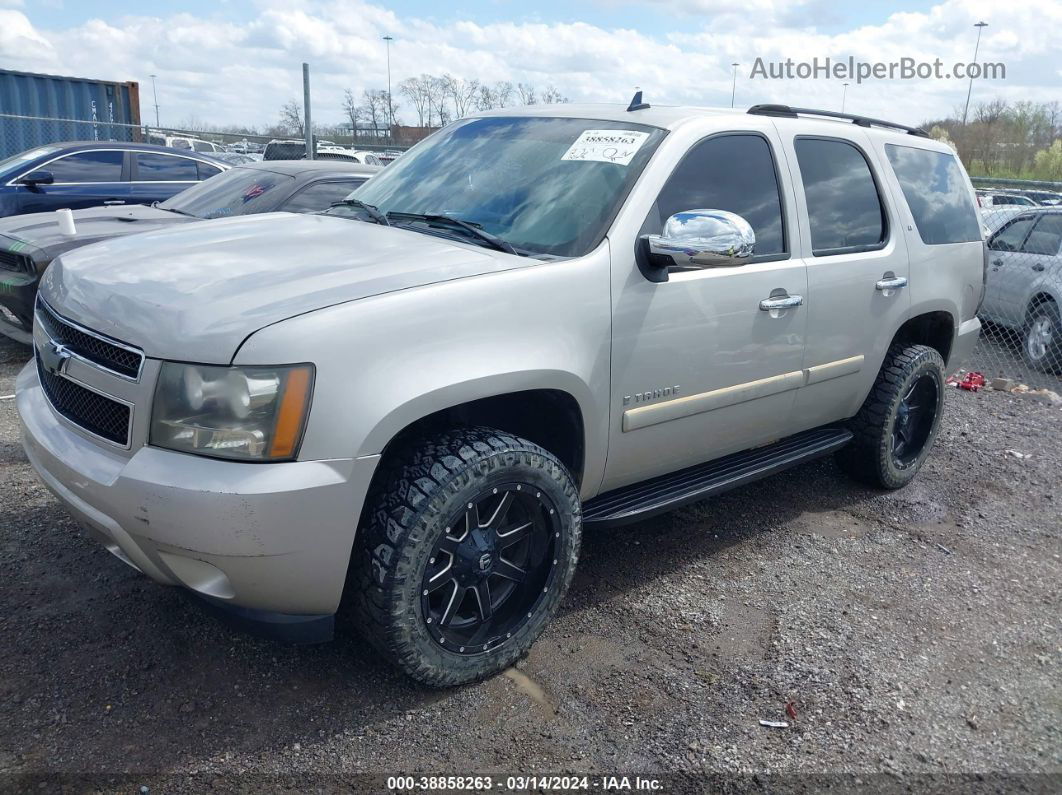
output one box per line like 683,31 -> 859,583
421,484 -> 559,655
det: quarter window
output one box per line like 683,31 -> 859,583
884,145 -> 981,245
198,162 -> 222,180
795,138 -> 886,255
645,134 -> 786,257
47,150 -> 124,183
135,153 -> 199,181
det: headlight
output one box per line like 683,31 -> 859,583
150,362 -> 314,461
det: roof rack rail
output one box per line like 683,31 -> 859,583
747,104 -> 930,138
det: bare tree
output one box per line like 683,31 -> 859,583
341,89 -> 365,138
362,89 -> 390,134
400,76 -> 432,127
516,82 -> 537,105
278,99 -> 304,136
428,75 -> 449,126
443,74 -> 481,119
540,85 -> 569,104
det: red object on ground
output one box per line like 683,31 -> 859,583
956,372 -> 986,391
785,701 -> 798,720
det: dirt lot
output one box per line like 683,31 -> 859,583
0,333 -> 1059,792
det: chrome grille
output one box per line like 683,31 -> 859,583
36,299 -> 144,380
35,356 -> 131,445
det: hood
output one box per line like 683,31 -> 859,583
0,204 -> 188,262
41,212 -> 528,363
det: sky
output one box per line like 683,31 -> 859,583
1,0 -> 1059,130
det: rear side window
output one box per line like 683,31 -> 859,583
280,179 -> 367,213
47,150 -> 124,183
794,138 -> 886,255
198,162 -> 222,180
136,153 -> 199,181
1025,214 -> 1062,256
885,145 -> 981,245
645,134 -> 786,257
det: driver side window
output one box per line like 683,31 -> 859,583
642,134 -> 787,259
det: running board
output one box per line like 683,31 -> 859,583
582,427 -> 853,527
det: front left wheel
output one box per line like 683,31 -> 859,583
351,427 -> 581,687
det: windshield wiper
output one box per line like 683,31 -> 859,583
386,211 -> 518,255
152,201 -> 196,218
329,198 -> 389,225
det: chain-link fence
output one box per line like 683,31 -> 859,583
965,201 -> 1062,396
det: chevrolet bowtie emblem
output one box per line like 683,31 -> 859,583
39,340 -> 72,376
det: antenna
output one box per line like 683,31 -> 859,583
627,89 -> 650,112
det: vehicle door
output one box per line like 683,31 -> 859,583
602,131 -> 807,492
1004,213 -> 1062,319
278,178 -> 369,213
129,151 -> 205,204
15,149 -> 129,213
779,129 -> 910,428
984,213 -> 1038,324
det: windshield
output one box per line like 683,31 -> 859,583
159,167 -> 293,219
0,146 -> 60,180
344,116 -> 666,257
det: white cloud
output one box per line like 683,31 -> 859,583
0,0 -> 1058,130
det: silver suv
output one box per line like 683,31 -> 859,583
16,102 -> 984,686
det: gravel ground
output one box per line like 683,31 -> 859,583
0,333 -> 1059,793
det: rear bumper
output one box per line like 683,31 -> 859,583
948,317 -> 982,373
17,361 -> 380,617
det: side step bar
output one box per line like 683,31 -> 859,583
582,427 -> 853,527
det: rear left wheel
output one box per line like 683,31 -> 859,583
351,427 -> 581,687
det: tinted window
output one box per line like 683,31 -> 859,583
198,162 -> 222,180
136,153 -> 199,181
1025,214 -> 1062,256
884,145 -> 981,245
644,134 -> 785,256
281,179 -> 367,213
47,150 -> 123,183
160,167 -> 293,219
795,138 -> 886,254
192,141 -> 215,152
989,216 -> 1036,252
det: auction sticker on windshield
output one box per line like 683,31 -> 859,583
561,129 -> 650,165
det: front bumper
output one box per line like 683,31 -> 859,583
17,361 -> 380,618
949,317 -> 982,373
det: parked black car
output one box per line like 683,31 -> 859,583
0,160 -> 379,342
0,141 -> 230,219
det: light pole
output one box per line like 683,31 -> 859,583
383,35 -> 394,137
148,74 -> 160,127
730,62 -> 739,108
841,82 -> 849,113
961,21 -> 988,127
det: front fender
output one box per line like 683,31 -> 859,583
235,242 -> 614,497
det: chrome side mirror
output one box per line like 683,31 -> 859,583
641,210 -> 755,272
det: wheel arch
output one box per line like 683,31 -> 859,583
360,373 -> 594,490
1026,291 -> 1058,323
890,310 -> 956,367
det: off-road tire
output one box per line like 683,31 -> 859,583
1021,301 -> 1062,374
835,344 -> 945,490
351,427 -> 581,687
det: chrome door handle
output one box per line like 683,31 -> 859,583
875,276 -> 908,291
759,294 -> 803,311
103,200 -> 126,206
